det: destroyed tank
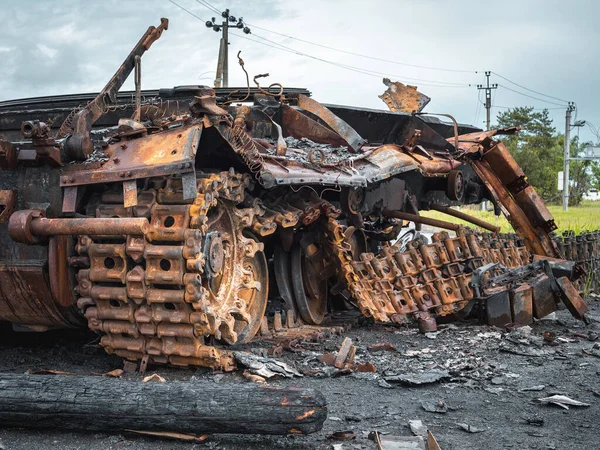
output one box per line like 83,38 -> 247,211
0,19 -> 588,370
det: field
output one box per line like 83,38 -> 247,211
422,201 -> 600,233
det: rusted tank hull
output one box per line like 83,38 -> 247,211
0,166 -> 81,329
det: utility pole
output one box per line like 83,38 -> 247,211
562,102 -> 577,211
477,71 -> 498,211
477,71 -> 498,130
206,9 -> 250,88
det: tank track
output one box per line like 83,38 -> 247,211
74,170 -> 271,370
72,166 -> 591,369
320,217 -> 534,325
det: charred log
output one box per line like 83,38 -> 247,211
0,374 -> 327,436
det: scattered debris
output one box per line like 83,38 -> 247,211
519,385 -> 546,392
26,369 -> 75,376
328,431 -> 356,441
142,373 -> 166,383
421,399 -> 448,414
372,429 -> 441,450
536,395 -> 591,410
457,423 -> 485,433
523,413 -> 545,426
353,362 -> 377,373
368,342 -> 397,352
543,330 -> 557,343
378,379 -> 394,389
335,338 -> 356,368
409,419 -> 427,436
103,369 -> 124,378
385,370 -> 450,386
234,352 -> 302,378
242,370 -> 266,384
123,430 -> 209,443
122,360 -> 138,373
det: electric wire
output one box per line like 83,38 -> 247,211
188,0 -> 480,77
497,84 -> 567,107
492,71 -> 569,104
195,0 -> 220,14
169,0 -> 205,22
247,32 -> 472,87
171,0 -> 575,110
473,89 -> 483,126
171,0 -> 470,87
195,0 -> 220,15
491,104 -> 565,111
246,23 -> 478,74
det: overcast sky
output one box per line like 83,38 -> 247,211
1,0 -> 598,143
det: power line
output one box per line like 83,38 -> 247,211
248,33 -> 472,87
196,0 -> 220,14
473,89 -> 483,126
171,1 -> 473,89
492,72 -> 569,104
246,23 -> 478,75
169,0 -> 205,22
171,0 -> 574,109
497,84 -> 567,107
190,0 -> 479,75
491,104 -> 565,111
195,0 -> 220,15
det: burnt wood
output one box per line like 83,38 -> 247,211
0,374 -> 327,435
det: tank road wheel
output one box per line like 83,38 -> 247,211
234,234 -> 268,343
290,239 -> 328,325
201,200 -> 268,345
447,169 -> 465,201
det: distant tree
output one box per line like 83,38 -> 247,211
567,136 -> 592,206
494,107 -> 562,202
568,138 -> 600,205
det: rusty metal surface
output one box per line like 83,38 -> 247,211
60,124 -> 201,187
281,104 -> 348,148
296,94 -> 366,152
430,204 -> 500,233
74,171 -> 267,369
0,140 -> 17,169
382,208 -> 462,232
64,18 -> 169,160
0,264 -> 80,329
379,78 -> 431,113
0,190 -> 16,224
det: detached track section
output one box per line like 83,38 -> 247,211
0,374 -> 327,435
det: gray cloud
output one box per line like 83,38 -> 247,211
1,0 -> 598,143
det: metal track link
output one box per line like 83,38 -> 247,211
553,230 -> 600,293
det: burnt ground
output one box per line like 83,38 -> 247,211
1,298 -> 600,450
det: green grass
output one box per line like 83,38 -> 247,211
421,201 -> 600,233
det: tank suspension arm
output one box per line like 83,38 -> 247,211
429,204 -> 500,233
381,208 -> 461,232
9,210 -> 149,244
64,18 -> 169,160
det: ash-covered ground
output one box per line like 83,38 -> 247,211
1,298 -> 600,450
